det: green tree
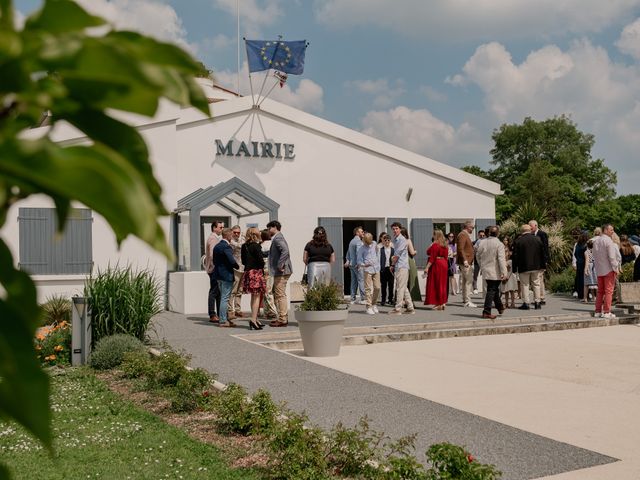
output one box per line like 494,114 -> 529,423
615,194 -> 640,235
488,116 -> 617,221
0,0 -> 208,475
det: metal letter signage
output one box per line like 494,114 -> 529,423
215,139 -> 295,160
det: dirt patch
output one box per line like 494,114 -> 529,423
96,371 -> 269,470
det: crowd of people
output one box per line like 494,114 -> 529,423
205,220 -> 292,328
570,227 -> 640,311
203,218 -> 640,328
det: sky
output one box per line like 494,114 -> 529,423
16,0 -> 640,195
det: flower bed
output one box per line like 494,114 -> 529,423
35,321 -> 71,366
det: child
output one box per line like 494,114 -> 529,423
583,240 -> 597,303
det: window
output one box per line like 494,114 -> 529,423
18,208 -> 93,275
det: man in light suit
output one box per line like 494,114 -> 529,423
476,225 -> 507,319
267,220 -> 292,327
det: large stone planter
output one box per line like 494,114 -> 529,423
620,282 -> 640,304
295,305 -> 349,357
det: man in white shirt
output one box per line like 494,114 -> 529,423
205,221 -> 224,322
389,222 -> 415,315
592,223 -> 621,319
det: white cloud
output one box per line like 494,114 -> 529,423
196,33 -> 235,60
447,38 -> 640,194
314,0 -> 640,40
616,17 -> 640,59
75,0 -> 195,52
360,106 -> 483,162
213,0 -> 283,37
419,85 -> 447,102
344,78 -> 405,108
215,62 -> 324,113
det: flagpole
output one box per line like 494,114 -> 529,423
256,35 -> 282,103
236,0 -> 240,96
257,77 -> 280,107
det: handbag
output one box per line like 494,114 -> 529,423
301,265 -> 308,285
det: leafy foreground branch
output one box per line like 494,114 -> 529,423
0,0 -> 209,471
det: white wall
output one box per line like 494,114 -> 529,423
2,97 -> 496,310
175,106 -> 495,284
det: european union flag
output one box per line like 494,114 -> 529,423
245,40 -> 307,75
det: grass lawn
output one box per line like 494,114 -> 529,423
0,368 -> 258,480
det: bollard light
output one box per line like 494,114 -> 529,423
71,296 -> 92,366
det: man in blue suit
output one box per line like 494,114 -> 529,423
213,228 -> 240,327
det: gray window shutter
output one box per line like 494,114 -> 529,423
62,209 -> 93,274
19,208 -> 93,275
386,218 -> 408,231
475,218 -> 496,236
318,217 -> 343,286
19,208 -> 52,274
410,218 -> 433,268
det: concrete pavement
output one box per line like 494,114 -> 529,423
151,293 -> 626,479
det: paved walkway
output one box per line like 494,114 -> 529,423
152,294 -> 622,480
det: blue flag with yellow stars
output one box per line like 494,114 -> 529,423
245,40 -> 307,75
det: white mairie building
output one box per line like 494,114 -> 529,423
4,79 -> 501,313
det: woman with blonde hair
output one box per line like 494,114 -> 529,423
357,232 -> 382,314
240,227 -> 266,330
424,230 -> 449,310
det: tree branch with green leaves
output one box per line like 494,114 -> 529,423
0,0 -> 210,476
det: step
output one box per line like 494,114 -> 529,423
235,313 -> 639,352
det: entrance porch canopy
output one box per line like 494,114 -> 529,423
175,177 -> 279,271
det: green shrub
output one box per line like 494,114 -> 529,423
425,442 -> 501,480
327,417 -> 384,479
85,265 -> 163,343
149,350 -> 190,387
120,349 -> 153,379
548,267 -> 575,293
169,368 -> 214,413
35,321 -> 71,366
299,281 -> 343,311
89,334 -> 145,370
266,411 -> 328,480
620,262 -> 635,283
214,384 -> 277,436
40,294 -> 72,326
383,435 -> 426,480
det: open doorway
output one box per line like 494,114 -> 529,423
342,219 -> 378,295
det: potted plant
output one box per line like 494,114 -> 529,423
294,282 -> 349,357
619,262 -> 640,305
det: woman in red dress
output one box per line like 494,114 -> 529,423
424,229 -> 449,310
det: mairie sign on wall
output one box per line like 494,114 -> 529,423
215,139 -> 295,159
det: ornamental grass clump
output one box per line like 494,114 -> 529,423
89,334 -> 145,370
299,281 -> 344,311
85,265 -> 163,343
40,294 -> 72,327
548,266 -> 575,294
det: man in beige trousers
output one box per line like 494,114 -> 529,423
456,220 -> 477,307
